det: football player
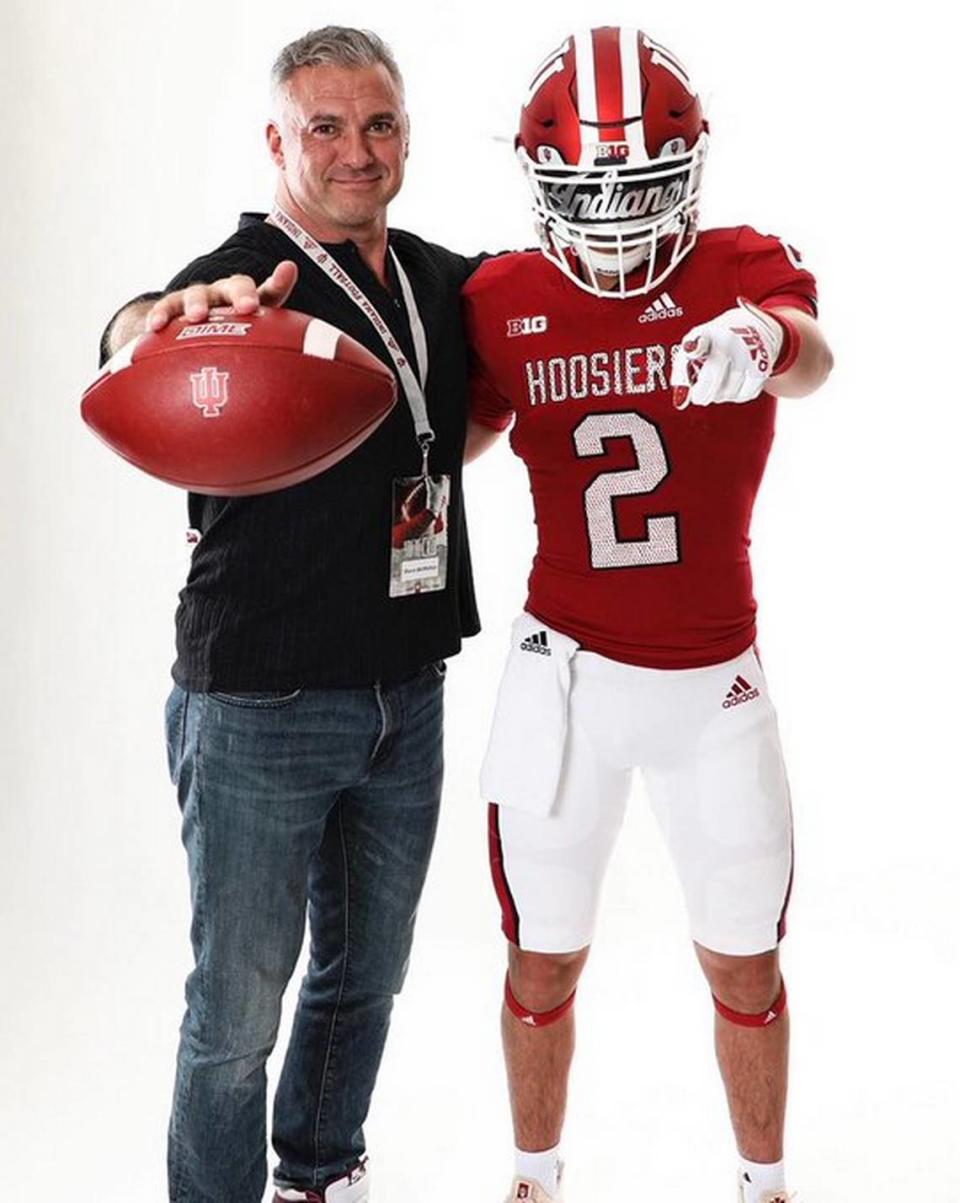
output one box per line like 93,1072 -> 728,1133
463,27 -> 833,1203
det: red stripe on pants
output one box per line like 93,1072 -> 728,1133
488,803 -> 520,945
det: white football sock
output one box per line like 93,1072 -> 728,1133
515,1145 -> 562,1196
739,1156 -> 787,1202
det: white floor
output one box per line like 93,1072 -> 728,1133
4,719 -> 957,1201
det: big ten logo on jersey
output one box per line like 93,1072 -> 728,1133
523,343 -> 682,406
507,315 -> 549,338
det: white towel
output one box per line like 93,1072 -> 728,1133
480,612 -> 580,817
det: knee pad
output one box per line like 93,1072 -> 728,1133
713,979 -> 787,1027
504,972 -> 577,1028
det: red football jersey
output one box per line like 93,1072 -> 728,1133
464,226 -> 817,669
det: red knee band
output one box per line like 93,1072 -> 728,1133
505,973 -> 577,1028
713,980 -> 788,1028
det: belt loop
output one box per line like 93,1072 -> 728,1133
370,679 -> 390,766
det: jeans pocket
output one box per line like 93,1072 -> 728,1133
207,688 -> 303,709
427,660 -> 447,681
164,685 -> 188,784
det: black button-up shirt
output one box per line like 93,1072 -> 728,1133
163,213 -> 483,689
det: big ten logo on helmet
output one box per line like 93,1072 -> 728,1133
524,343 -> 682,405
591,142 -> 630,166
507,315 -> 549,338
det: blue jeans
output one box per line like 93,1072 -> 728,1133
163,664 -> 445,1202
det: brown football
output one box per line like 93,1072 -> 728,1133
81,307 -> 397,494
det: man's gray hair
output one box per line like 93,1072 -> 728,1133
271,26 -> 404,98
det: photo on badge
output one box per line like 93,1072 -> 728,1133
389,473 -> 451,595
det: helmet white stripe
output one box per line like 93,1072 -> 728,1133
573,28 -> 598,162
573,29 -> 598,120
619,26 -> 647,161
643,33 -> 696,96
643,34 -> 689,78
524,38 -> 569,107
530,36 -> 571,83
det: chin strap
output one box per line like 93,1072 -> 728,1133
713,979 -> 787,1028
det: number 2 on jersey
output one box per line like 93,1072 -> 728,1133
573,412 -> 679,569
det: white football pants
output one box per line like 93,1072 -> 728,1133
487,637 -> 794,956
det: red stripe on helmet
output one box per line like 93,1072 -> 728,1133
592,27 -> 626,142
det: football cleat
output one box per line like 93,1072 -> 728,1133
516,27 -> 708,298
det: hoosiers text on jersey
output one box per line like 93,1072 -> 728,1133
464,226 -> 817,669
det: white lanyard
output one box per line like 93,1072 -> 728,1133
268,206 -> 433,468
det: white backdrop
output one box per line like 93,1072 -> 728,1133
2,1 -> 957,1200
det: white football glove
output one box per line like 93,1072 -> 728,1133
670,297 -> 784,409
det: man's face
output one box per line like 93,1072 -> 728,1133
268,63 -> 408,237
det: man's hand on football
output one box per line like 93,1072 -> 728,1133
671,298 -> 784,409
146,260 -> 299,331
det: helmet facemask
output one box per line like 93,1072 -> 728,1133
516,27 -> 709,299
518,133 -> 708,299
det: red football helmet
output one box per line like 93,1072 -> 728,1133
517,27 -> 709,298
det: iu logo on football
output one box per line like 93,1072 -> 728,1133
190,366 -> 230,418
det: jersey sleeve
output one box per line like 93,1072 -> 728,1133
468,356 -> 513,431
735,227 -> 818,317
462,270 -> 515,431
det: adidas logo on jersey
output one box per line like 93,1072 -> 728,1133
637,291 -> 683,323
520,630 -> 551,655
723,675 -> 759,708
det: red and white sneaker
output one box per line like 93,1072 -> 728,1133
737,1183 -> 795,1203
503,1172 -> 564,1203
274,1157 -> 369,1203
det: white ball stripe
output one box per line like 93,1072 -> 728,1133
302,318 -> 341,360
103,333 -> 140,376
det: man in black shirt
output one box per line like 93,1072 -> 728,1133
104,27 -> 480,1203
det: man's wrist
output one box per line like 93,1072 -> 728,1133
100,292 -> 163,365
764,309 -> 801,377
